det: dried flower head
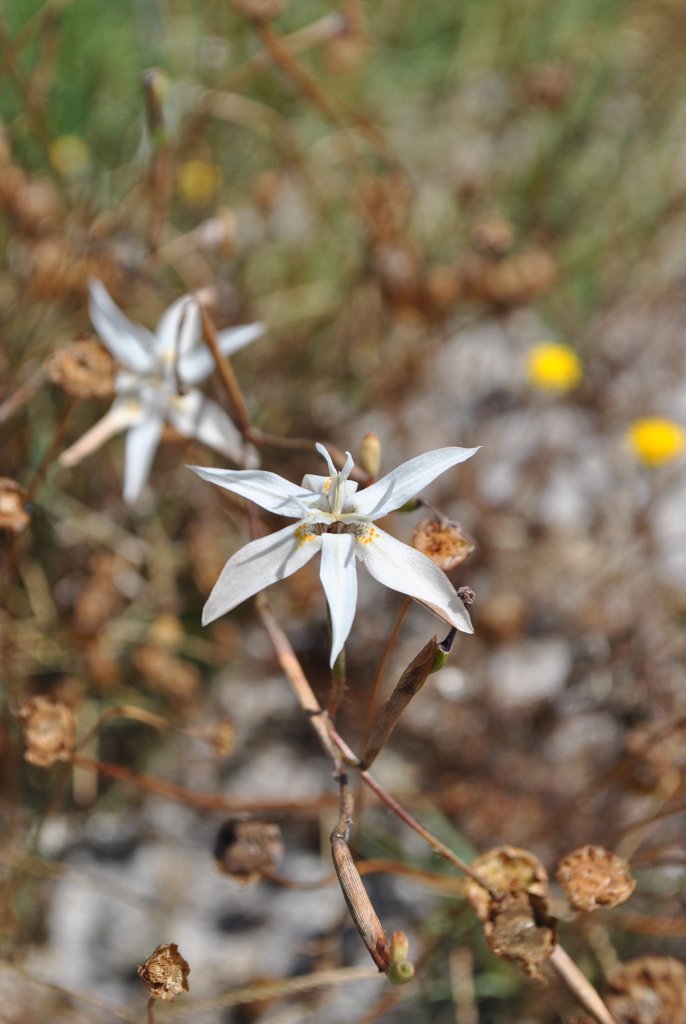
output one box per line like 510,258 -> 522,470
214,819 -> 284,885
137,943 -> 190,1002
467,846 -> 549,922
202,718 -> 237,758
605,956 -> 686,1024
45,339 -> 116,398
483,889 -> 556,978
0,478 -> 30,534
18,696 -> 76,767
557,845 -> 635,913
470,214 -> 515,256
526,341 -> 582,392
626,417 -> 685,467
413,518 -> 474,571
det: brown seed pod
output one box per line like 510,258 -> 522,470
557,845 -> 636,913
18,696 -> 76,768
214,819 -> 284,885
483,889 -> 556,978
0,478 -> 30,534
413,518 -> 475,571
605,956 -> 686,1024
137,943 -> 190,1002
45,339 -> 116,399
466,846 -> 549,922
470,214 -> 515,257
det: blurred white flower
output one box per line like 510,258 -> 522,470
192,443 -> 478,665
60,281 -> 264,503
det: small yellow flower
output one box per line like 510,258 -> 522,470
526,341 -> 582,392
178,160 -> 222,206
627,418 -> 686,467
49,135 -> 91,176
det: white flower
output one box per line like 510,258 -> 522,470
191,442 -> 478,665
60,280 -> 264,503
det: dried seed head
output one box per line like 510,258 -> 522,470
0,478 -> 30,534
137,943 -> 190,1003
483,890 -> 556,978
557,845 -> 636,913
18,696 -> 76,768
413,518 -> 475,571
214,819 -> 284,885
605,957 -> 686,1024
470,214 -> 515,256
359,432 -> 381,478
466,846 -> 549,922
45,339 -> 116,398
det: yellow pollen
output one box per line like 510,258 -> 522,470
322,479 -> 332,493
294,524 -> 317,545
357,525 -> 380,546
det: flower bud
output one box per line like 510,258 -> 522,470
358,432 -> 381,478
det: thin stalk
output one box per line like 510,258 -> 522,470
548,945 -> 617,1024
362,597 -> 411,749
197,302 -> 252,436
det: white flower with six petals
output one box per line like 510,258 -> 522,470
60,280 -> 264,503
192,442 -> 478,665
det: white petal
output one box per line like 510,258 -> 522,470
177,322 -> 264,385
202,523 -> 321,625
169,391 -> 243,459
88,280 -> 155,373
320,533 -> 358,666
351,446 -> 480,519
59,398 -> 142,468
155,295 -> 200,360
189,465 -> 317,518
123,413 -> 164,504
218,321 -> 265,357
357,526 -> 473,634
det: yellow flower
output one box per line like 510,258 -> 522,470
627,418 -> 686,467
526,341 -> 582,392
177,160 -> 222,206
49,135 -> 91,176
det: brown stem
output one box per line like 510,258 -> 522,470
255,593 -> 493,894
330,771 -> 390,973
360,635 -> 436,770
549,945 -> 617,1024
69,753 -> 333,814
327,645 -> 347,719
197,301 -> 252,437
26,396 -> 77,500
362,597 -> 411,749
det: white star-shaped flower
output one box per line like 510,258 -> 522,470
59,281 -> 264,503
192,442 -> 478,665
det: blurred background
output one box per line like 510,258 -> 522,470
2,0 -> 686,1020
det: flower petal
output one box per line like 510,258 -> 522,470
351,446 -> 480,519
202,522 -> 321,625
169,390 -> 251,463
155,296 -> 200,361
176,321 -> 264,385
319,533 -> 358,666
89,280 -> 155,373
60,398 -> 142,468
357,526 -> 473,634
123,412 -> 165,504
189,465 -> 317,518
